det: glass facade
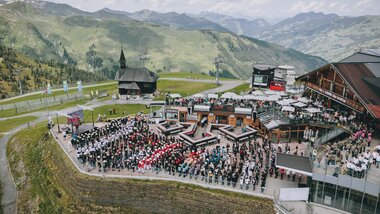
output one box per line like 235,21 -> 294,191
310,180 -> 379,214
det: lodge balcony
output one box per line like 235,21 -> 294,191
305,82 -> 365,113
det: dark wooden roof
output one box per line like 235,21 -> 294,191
332,63 -> 380,119
115,67 -> 159,83
119,82 -> 140,90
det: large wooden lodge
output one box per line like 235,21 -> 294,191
297,49 -> 380,124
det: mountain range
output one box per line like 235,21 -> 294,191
0,0 -> 326,81
198,11 -> 380,62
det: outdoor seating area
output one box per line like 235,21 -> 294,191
156,121 -> 184,135
178,123 -> 218,147
219,125 -> 257,142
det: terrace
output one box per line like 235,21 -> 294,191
156,121 -> 184,135
219,125 -> 257,142
179,123 -> 218,147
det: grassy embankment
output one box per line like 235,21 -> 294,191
6,125 -> 274,213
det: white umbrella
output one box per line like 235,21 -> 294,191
208,94 -> 218,99
267,95 -> 281,102
292,102 -> 307,108
283,98 -> 297,104
282,106 -> 295,112
305,108 -> 321,113
232,94 -> 243,99
251,90 -> 264,96
193,93 -> 206,98
169,93 -> 182,98
298,97 -> 311,103
221,92 -> 237,99
253,96 -> 267,101
243,95 -> 256,100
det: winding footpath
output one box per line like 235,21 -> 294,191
0,78 -> 244,213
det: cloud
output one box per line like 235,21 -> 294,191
290,1 -> 326,13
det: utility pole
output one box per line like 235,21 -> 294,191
214,57 -> 222,85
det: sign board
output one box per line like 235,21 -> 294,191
47,83 -> 52,95
67,109 -> 84,126
77,81 -> 82,92
63,81 -> 68,92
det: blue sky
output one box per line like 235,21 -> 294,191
49,0 -> 380,19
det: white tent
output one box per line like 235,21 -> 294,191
251,90 -> 264,96
298,97 -> 311,103
232,94 -> 243,99
286,89 -> 298,94
253,96 -> 267,101
265,90 -> 287,96
235,108 -> 252,115
305,108 -> 321,113
292,102 -> 307,108
267,95 -> 282,102
221,92 -> 237,99
169,93 -> 182,98
243,95 -> 256,100
194,105 -> 210,112
193,93 -> 206,98
282,106 -> 295,112
208,94 -> 218,99
283,98 -> 297,104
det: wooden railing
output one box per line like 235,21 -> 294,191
306,82 -> 365,112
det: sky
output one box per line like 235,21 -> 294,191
48,0 -> 380,20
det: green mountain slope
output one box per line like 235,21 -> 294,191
0,1 -> 326,79
258,12 -> 380,62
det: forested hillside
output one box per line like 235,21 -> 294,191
0,45 -> 105,98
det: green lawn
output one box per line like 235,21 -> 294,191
158,72 -> 234,81
223,83 -> 251,94
0,116 -> 38,133
0,82 -> 117,105
155,79 -> 217,100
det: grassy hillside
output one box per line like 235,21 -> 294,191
6,125 -> 275,213
0,1 -> 326,81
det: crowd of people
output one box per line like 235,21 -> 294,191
319,121 -> 376,179
70,115 -> 306,193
